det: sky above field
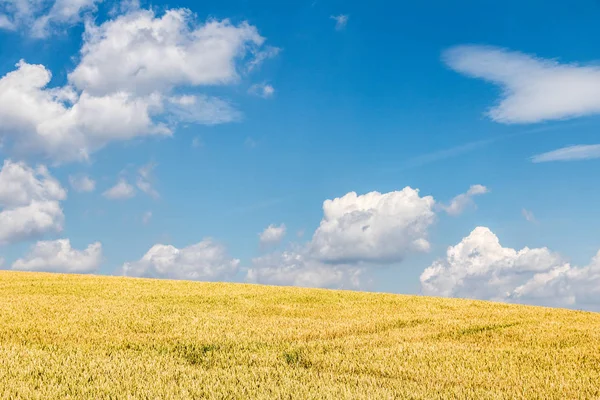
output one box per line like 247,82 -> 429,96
1,0 -> 600,310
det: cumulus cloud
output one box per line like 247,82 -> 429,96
0,60 -> 168,162
0,160 -> 66,244
309,188 -> 436,264
444,45 -> 600,124
70,9 -> 265,96
531,144 -> 600,163
249,187 -> 437,288
12,239 -> 102,273
248,83 -> 275,98
121,239 -> 240,281
69,174 -> 95,192
440,184 -> 489,216
103,179 -> 135,200
420,227 -> 600,310
259,223 -> 286,247
330,14 -> 348,30
0,8 -> 275,162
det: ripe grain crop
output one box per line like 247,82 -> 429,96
1,271 -> 599,399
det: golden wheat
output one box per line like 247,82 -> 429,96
0,270 -> 599,399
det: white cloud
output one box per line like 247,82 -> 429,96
12,239 -> 102,273
443,45 -> 600,124
249,187 -> 437,288
248,83 -> 275,98
0,13 -> 15,29
0,159 -> 66,207
121,239 -> 240,281
0,201 -> 64,245
309,188 -> 436,264
0,8 -> 275,163
0,160 -> 66,244
136,162 -> 158,198
103,179 -> 135,200
522,208 -> 536,223
0,0 -> 102,36
166,95 -> 240,125
248,249 -> 364,289
440,184 -> 489,216
420,227 -> 600,310
531,144 -> 600,163
0,60 -> 168,162
69,174 -> 95,192
259,223 -> 286,247
330,14 -> 348,30
70,9 -> 265,96
246,45 -> 280,72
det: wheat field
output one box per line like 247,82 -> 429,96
0,271 -> 599,399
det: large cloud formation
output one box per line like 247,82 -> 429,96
12,239 -> 102,273
444,45 -> 600,124
121,239 -> 240,281
248,187 -> 437,289
0,8 -> 275,162
420,227 -> 600,310
0,160 -> 66,244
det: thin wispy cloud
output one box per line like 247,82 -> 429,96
444,45 -> 600,124
331,14 -> 348,30
531,144 -> 600,163
522,209 -> 536,223
249,83 -> 275,98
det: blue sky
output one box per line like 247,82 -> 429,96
1,0 -> 600,310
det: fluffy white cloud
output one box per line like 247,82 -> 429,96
69,9 -> 265,96
330,14 -> 348,31
12,239 -> 102,273
103,179 -> 135,200
68,174 -> 95,192
0,60 -> 168,162
249,187 -> 437,288
444,45 -> 600,124
248,83 -> 274,98
0,8 -> 275,162
531,144 -> 600,163
440,184 -> 489,216
121,239 -> 240,281
0,201 -> 64,244
309,188 -> 436,264
259,223 -> 286,246
0,0 -> 101,36
420,227 -> 600,310
0,160 -> 66,244
0,159 -> 65,207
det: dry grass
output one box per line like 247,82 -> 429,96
1,271 -> 599,399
